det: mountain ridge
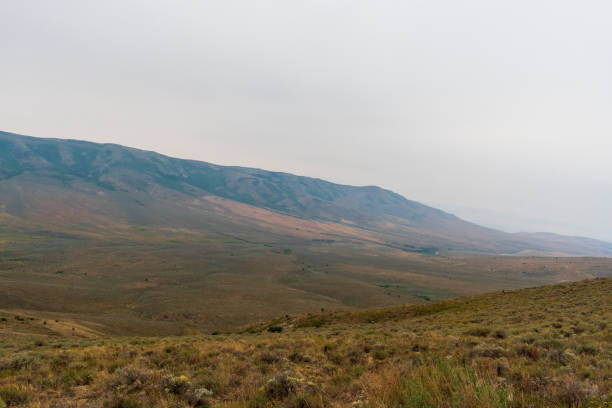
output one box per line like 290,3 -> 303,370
1,130 -> 611,255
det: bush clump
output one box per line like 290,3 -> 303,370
0,387 -> 29,406
296,316 -> 329,329
516,344 -> 542,361
493,329 -> 507,339
160,374 -> 211,407
267,326 -> 283,333
264,371 -> 315,400
0,354 -> 40,371
104,396 -> 140,408
110,365 -> 151,390
547,350 -> 576,366
63,368 -> 95,386
258,350 -> 282,364
162,374 -> 192,395
471,345 -> 507,358
465,327 -> 491,337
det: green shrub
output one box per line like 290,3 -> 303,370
267,326 -> 283,333
0,386 -> 29,406
161,374 -> 191,395
471,345 -> 507,358
284,393 -> 324,408
0,354 -> 40,371
516,344 -> 542,361
194,370 -> 223,395
412,302 -> 457,317
258,350 -> 281,364
373,349 -> 388,360
247,391 -> 271,408
493,329 -> 507,339
104,396 -> 140,408
296,316 -> 328,328
577,343 -> 598,355
63,368 -> 95,386
111,365 -> 150,390
465,327 -> 491,337
264,371 -> 304,400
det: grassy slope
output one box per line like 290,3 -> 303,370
1,233 -> 611,335
0,278 -> 609,407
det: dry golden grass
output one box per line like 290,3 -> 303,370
0,278 -> 610,407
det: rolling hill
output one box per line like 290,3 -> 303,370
0,278 -> 609,407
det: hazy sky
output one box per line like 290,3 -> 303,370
2,1 -> 611,241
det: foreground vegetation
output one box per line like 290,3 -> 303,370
0,278 -> 610,407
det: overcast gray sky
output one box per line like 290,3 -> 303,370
1,1 -> 611,241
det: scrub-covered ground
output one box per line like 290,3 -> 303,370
0,278 -> 610,407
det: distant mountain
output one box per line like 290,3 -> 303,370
1,130 -> 611,255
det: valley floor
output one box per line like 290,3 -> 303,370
2,235 -> 611,336
0,278 -> 610,407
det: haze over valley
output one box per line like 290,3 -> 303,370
1,2 -> 611,407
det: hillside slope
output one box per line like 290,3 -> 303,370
0,278 -> 609,407
1,130 -> 611,255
